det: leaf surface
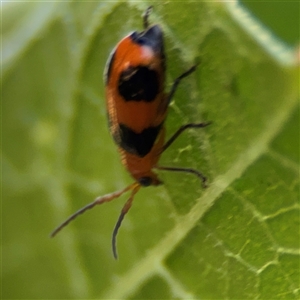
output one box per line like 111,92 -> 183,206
2,1 -> 299,299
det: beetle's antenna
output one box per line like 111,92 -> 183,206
112,183 -> 140,259
50,183 -> 137,238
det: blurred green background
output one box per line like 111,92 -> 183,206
2,1 -> 299,299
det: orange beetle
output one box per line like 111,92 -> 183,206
51,7 -> 210,259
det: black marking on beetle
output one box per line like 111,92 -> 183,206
118,66 -> 159,102
114,123 -> 163,157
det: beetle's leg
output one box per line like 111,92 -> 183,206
143,6 -> 153,29
159,122 -> 211,154
166,64 -> 199,105
156,165 -> 208,188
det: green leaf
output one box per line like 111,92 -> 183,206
2,1 -> 299,299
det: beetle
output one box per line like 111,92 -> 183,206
51,7 -> 211,259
